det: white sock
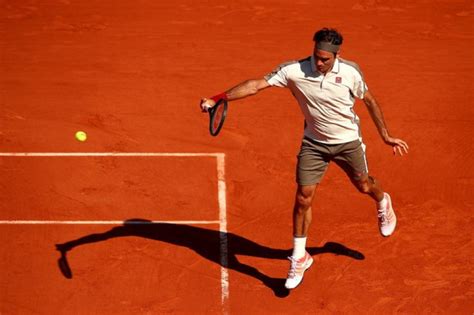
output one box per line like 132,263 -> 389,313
378,193 -> 388,210
292,236 -> 307,259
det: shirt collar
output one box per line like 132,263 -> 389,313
311,55 -> 340,74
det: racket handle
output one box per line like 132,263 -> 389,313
202,103 -> 212,112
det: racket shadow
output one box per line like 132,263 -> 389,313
55,219 -> 364,298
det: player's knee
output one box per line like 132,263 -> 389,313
356,179 -> 371,194
295,185 -> 317,211
295,193 -> 313,211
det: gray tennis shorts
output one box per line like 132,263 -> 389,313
296,137 -> 369,185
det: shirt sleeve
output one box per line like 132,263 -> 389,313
264,62 -> 293,87
352,69 -> 368,99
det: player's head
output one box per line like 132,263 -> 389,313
313,28 -> 343,54
312,28 -> 343,74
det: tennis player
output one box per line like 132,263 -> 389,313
200,28 -> 409,290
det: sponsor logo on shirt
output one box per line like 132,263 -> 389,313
335,77 -> 342,83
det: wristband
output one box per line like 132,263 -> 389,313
210,92 -> 228,103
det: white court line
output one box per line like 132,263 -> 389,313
0,220 -> 220,225
0,152 -> 229,313
216,154 -> 229,314
0,152 -> 222,157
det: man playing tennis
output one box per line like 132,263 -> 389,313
200,28 -> 409,290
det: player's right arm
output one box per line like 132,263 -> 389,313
200,78 -> 271,112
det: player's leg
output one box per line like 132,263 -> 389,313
293,184 -> 317,237
285,138 -> 329,289
352,173 -> 384,202
354,174 -> 397,237
286,183 -> 317,289
334,139 -> 397,237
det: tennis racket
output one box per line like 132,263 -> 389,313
208,98 -> 228,136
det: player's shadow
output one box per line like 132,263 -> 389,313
55,219 -> 364,298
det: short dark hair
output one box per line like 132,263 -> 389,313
313,28 -> 343,46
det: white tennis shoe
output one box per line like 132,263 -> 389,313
284,251 -> 313,289
378,193 -> 397,237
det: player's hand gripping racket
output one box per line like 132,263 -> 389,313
208,98 -> 228,136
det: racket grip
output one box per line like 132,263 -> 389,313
202,103 -> 212,112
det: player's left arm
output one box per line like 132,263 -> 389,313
363,90 -> 409,156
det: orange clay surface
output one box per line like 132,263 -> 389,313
1,0 -> 473,314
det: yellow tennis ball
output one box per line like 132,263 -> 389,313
75,131 -> 87,142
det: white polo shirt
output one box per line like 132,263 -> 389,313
265,55 -> 368,144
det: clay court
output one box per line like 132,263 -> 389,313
1,0 -> 473,314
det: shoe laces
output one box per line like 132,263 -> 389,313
378,206 -> 393,226
287,255 -> 303,278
